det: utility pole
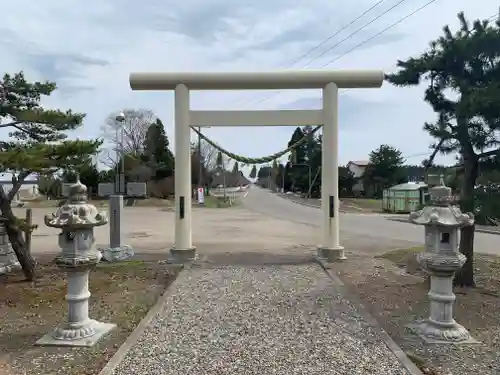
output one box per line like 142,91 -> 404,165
115,111 -> 126,195
281,165 -> 285,193
268,165 -> 272,190
198,126 -> 202,187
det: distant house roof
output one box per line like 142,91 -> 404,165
211,171 -> 250,187
347,160 -> 369,167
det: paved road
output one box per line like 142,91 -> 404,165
242,186 -> 499,256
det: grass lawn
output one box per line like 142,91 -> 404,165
341,198 -> 383,212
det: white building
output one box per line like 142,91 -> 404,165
0,173 -> 39,198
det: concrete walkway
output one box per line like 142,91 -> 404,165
104,263 -> 419,375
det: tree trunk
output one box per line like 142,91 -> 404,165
453,155 -> 478,288
0,197 -> 36,281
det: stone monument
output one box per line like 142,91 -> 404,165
98,194 -> 134,262
36,178 -> 115,347
408,175 -> 476,343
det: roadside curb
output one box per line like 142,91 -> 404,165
276,194 -> 336,211
316,259 -> 425,375
98,266 -> 183,375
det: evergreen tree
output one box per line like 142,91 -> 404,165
249,165 -> 257,179
216,152 -> 224,169
143,119 -> 174,179
364,144 -> 406,197
386,12 -> 500,286
0,72 -> 102,280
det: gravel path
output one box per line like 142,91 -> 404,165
111,265 -> 414,375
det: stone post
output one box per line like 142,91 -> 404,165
99,195 -> 134,262
408,176 -> 476,343
36,179 -> 114,347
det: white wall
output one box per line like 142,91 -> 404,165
0,183 -> 39,198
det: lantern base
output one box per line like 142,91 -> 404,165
407,320 -> 479,344
36,320 -> 116,347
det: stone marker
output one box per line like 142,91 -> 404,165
99,194 -> 134,262
36,178 -> 115,347
407,176 -> 476,343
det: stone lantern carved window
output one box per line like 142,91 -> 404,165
66,232 -> 76,242
440,232 -> 450,244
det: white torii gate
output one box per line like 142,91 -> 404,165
129,70 -> 384,264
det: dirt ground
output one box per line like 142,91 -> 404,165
0,254 -> 179,375
1,205 -> 319,375
7,197 -> 499,374
18,206 -> 318,255
328,248 -> 500,375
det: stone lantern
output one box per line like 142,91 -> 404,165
0,220 -> 20,275
36,178 -> 115,347
408,176 -> 475,343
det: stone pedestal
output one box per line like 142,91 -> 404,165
37,178 -> 114,347
316,246 -> 346,263
408,252 -> 475,343
99,195 -> 134,262
36,251 -> 115,347
167,247 -> 197,265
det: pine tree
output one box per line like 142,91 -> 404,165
249,165 -> 257,179
143,119 -> 174,179
386,12 -> 500,286
216,152 -> 224,169
0,72 -> 102,280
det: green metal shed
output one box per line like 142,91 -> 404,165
382,182 -> 428,213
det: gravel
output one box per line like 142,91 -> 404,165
112,265 -> 414,375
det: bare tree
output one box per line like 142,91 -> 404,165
198,140 -> 219,172
100,108 -> 156,166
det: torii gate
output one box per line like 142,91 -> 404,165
129,70 -> 384,264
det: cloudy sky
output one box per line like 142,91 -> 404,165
0,0 -> 497,170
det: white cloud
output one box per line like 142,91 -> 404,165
0,0 -> 497,171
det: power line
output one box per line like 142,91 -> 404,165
231,0 -> 388,108
302,0 -> 408,69
404,151 -> 432,159
487,11 -> 499,20
248,0 -> 438,108
278,0 -> 389,69
321,0 -> 437,69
